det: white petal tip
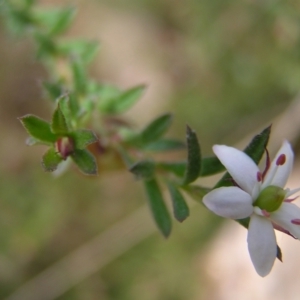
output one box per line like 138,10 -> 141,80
255,267 -> 272,277
247,216 -> 277,279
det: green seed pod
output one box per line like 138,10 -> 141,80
254,185 -> 286,212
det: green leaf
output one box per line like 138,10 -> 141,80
71,130 -> 97,149
51,100 -> 69,135
200,156 -> 225,176
277,245 -> 282,262
143,139 -> 185,152
156,161 -> 186,177
167,182 -> 189,222
71,58 -> 87,95
244,125 -> 272,164
118,127 -> 137,142
19,114 -> 57,144
144,178 -> 172,238
115,85 -> 145,113
3,4 -> 35,35
237,217 -> 250,228
42,148 -> 63,172
214,125 -> 271,189
182,126 -> 201,185
71,149 -> 97,175
34,32 -> 57,58
141,114 -> 173,144
107,85 -> 145,114
68,93 -> 80,119
128,114 -> 173,147
129,160 -> 155,180
49,7 -> 76,36
93,84 -> 120,108
58,95 -> 73,129
59,39 -> 99,64
43,81 -> 63,100
97,85 -> 144,114
34,7 -> 76,36
80,99 -> 95,119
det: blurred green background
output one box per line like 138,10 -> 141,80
1,0 -> 300,299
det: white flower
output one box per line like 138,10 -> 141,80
203,141 -> 300,277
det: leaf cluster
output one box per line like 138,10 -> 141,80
129,117 -> 271,237
2,1 -> 273,239
20,97 -> 98,174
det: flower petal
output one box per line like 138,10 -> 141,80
262,141 -> 294,188
271,202 -> 300,239
285,187 -> 300,198
203,186 -> 253,219
247,215 -> 277,277
213,145 -> 260,196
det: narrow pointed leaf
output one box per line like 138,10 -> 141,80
19,114 -> 57,143
244,125 -> 272,164
59,96 -> 73,129
71,130 -> 97,149
4,4 -> 35,34
124,114 -> 173,147
277,245 -> 282,262
34,32 -> 57,58
236,217 -> 250,228
144,178 -> 172,238
51,101 -> 69,134
140,114 -> 173,145
129,160 -> 155,180
168,182 -> 189,222
97,85 -> 144,114
42,148 -> 63,172
71,149 -> 97,175
43,81 -> 63,100
182,126 -> 201,185
112,85 -> 145,113
34,7 -> 76,36
48,7 -> 76,36
58,40 -> 99,65
96,84 -> 120,112
68,93 -> 80,119
156,161 -> 186,177
71,58 -> 87,95
143,139 -> 185,152
200,156 -> 225,176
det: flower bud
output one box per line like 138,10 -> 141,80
55,136 -> 74,160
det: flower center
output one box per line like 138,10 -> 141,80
253,185 -> 286,212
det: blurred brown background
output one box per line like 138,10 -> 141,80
1,0 -> 300,299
